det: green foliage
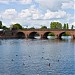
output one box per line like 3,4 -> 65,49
71,25 -> 74,29
63,23 -> 66,29
0,21 -> 2,29
50,22 -> 62,29
66,23 -> 69,29
12,23 -> 22,30
48,33 -> 55,36
62,32 -> 70,36
41,26 -> 47,29
0,21 -> 72,30
2,26 -> 9,30
63,23 -> 69,29
29,27 -> 35,29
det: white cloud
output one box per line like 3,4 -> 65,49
0,0 -> 32,4
19,0 -> 32,4
61,1 -> 74,9
35,0 -> 61,11
0,5 -> 74,28
32,14 -> 43,19
44,10 -> 67,19
0,0 -> 9,4
30,7 -> 43,19
35,0 -> 74,11
1,6 -> 73,21
68,22 -> 75,28
0,14 -> 1,18
19,20 -> 52,28
18,6 -> 70,20
18,9 -> 31,18
0,0 -> 16,4
18,6 -> 43,19
2,9 -> 17,19
71,22 -> 75,25
1,7 -> 72,21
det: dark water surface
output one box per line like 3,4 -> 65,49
0,37 -> 75,75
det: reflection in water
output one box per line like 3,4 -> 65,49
0,41 -> 2,45
0,36 -> 75,75
71,39 -> 75,43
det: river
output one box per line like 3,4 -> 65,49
0,36 -> 75,75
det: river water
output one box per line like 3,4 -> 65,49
0,37 -> 75,75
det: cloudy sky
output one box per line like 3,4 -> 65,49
0,0 -> 74,28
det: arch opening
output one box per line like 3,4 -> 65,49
43,32 -> 55,39
59,32 -> 71,40
28,32 -> 40,39
0,31 -> 3,36
16,32 -> 25,39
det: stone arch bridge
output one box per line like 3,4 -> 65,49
0,29 -> 75,39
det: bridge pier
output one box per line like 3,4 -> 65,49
73,35 -> 75,39
25,34 -> 29,39
40,34 -> 43,39
55,35 -> 61,39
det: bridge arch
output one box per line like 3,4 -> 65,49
59,32 -> 71,39
28,32 -> 40,39
16,32 -> 25,39
42,32 -> 55,39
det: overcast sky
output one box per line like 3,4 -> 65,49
0,0 -> 74,28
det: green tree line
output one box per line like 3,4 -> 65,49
0,21 -> 74,30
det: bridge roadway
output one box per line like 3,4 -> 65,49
0,29 -> 75,39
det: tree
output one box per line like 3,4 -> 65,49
66,23 -> 69,29
41,26 -> 47,29
63,23 -> 69,29
11,23 -> 22,30
2,26 -> 9,30
48,33 -> 55,36
71,25 -> 74,29
63,23 -> 66,29
0,21 -> 2,29
29,27 -> 35,29
50,22 -> 62,29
